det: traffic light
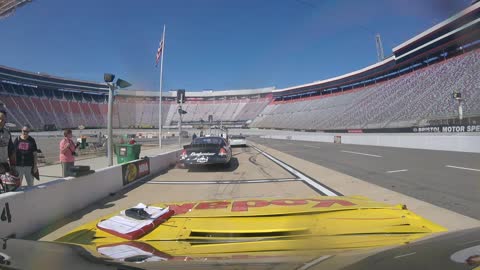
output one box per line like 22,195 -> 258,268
177,89 -> 186,103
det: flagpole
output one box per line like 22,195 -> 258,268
159,25 -> 165,149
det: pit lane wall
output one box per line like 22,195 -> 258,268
0,149 -> 181,239
259,133 -> 480,153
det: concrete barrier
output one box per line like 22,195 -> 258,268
0,149 -> 181,238
266,134 -> 333,143
261,133 -> 480,153
0,166 -> 122,238
149,149 -> 181,175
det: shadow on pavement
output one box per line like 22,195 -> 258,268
187,157 -> 239,173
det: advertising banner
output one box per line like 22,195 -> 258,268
122,158 -> 150,186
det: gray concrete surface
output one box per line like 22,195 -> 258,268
35,146 -> 318,241
250,141 -> 480,232
250,137 -> 480,220
34,143 -> 480,242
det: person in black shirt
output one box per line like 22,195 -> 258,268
0,110 -> 15,171
14,126 -> 38,187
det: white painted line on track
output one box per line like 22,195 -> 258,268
251,145 -> 340,196
386,169 -> 409,174
148,179 -> 299,185
296,255 -> 332,270
445,165 -> 480,172
394,252 -> 416,259
303,145 -> 322,149
341,150 -> 382,158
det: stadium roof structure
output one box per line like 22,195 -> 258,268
393,1 -> 480,59
274,56 -> 396,94
0,0 -> 32,19
273,2 -> 480,98
0,65 -> 108,93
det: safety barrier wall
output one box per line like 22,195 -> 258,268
0,149 -> 181,238
0,166 -> 122,238
149,149 -> 181,175
260,133 -> 480,153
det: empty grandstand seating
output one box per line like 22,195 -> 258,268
163,97 -> 270,126
0,45 -> 477,131
90,103 -> 105,126
252,49 -> 480,130
111,97 -> 174,128
0,83 -> 113,130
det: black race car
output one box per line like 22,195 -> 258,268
180,136 -> 232,167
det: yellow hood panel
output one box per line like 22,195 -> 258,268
56,197 -> 446,256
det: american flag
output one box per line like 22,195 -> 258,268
155,39 -> 164,66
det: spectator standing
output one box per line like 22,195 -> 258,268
0,110 -> 15,171
59,129 -> 78,177
192,133 -> 197,141
14,126 -> 38,187
129,137 -> 136,145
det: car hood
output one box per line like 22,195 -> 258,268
2,228 -> 479,270
42,196 -> 448,267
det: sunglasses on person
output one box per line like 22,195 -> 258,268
22,130 -> 29,134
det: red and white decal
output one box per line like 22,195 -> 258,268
167,198 -> 356,214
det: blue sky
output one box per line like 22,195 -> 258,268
0,0 -> 471,91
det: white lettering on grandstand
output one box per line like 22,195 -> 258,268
417,126 -> 480,133
467,125 -> 480,132
442,126 -> 465,133
418,127 -> 440,132
189,152 -> 216,156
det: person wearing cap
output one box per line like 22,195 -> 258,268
14,125 -> 38,187
0,110 -> 16,172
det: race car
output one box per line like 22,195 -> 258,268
180,136 -> 232,167
228,135 -> 247,147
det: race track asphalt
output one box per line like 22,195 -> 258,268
250,137 -> 480,220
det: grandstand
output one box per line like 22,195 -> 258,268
113,88 -> 273,128
0,68 -> 273,130
0,75 -> 109,130
252,49 -> 480,130
252,2 -> 480,131
0,2 -> 478,132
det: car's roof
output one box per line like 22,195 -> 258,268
193,136 -> 224,143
